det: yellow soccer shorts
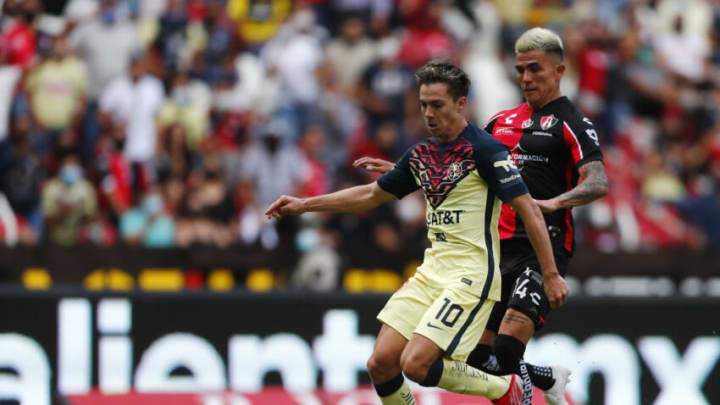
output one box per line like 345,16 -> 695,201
377,272 -> 495,361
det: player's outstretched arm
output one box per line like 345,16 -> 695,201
265,182 -> 395,219
508,193 -> 569,309
352,157 -> 395,174
535,161 -> 608,213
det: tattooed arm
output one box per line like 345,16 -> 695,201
535,161 -> 609,213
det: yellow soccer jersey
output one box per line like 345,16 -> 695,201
377,123 -> 528,301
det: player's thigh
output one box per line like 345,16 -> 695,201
374,323 -> 409,360
368,323 -> 409,377
400,332 -> 444,372
377,276 -> 438,342
484,271 -> 516,335
415,285 -> 496,362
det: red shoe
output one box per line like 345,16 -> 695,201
492,374 -> 523,405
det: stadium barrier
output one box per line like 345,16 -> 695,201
1,246 -> 720,295
0,287 -> 718,405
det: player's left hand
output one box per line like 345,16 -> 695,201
353,157 -> 394,174
543,272 -> 569,309
534,198 -> 561,213
265,195 -> 306,219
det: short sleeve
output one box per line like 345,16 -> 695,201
562,115 -> 603,168
376,148 -> 420,199
474,136 -> 528,202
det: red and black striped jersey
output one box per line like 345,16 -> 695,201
484,96 -> 604,258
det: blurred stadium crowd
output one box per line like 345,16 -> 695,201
0,0 -> 719,255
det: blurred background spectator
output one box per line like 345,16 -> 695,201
0,0 -> 719,264
41,150 -> 97,245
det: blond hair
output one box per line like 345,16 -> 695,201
515,27 -> 564,61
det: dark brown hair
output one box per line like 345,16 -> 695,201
415,60 -> 470,101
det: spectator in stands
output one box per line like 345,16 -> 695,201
654,15 -> 711,84
239,118 -> 309,249
154,0 -> 188,67
25,35 -> 88,149
154,123 -> 200,183
71,0 -> 141,162
0,113 -> 44,242
298,124 -> 330,197
315,61 -> 362,170
262,4 -> 327,141
99,51 -> 165,166
325,15 -> 377,94
120,184 -> 175,247
94,123 -> 133,225
676,175 -> 720,249
157,69 -> 212,150
396,0 -> 454,69
71,0 -> 141,100
0,0 -> 38,141
41,151 -> 97,245
355,36 -> 414,144
325,0 -> 393,37
176,146 -> 235,248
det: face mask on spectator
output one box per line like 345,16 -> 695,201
60,164 -> 82,185
143,194 -> 164,215
295,228 -> 320,253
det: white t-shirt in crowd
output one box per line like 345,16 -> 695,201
99,74 -> 165,163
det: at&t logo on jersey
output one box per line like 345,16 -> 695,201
427,210 -> 463,226
445,162 -> 463,181
540,114 -> 559,130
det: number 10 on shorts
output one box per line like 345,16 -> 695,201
435,298 -> 464,327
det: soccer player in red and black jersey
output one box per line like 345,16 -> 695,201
355,27 -> 608,405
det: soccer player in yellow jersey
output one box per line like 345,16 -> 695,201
266,61 -> 568,405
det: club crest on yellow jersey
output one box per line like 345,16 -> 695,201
446,162 -> 463,181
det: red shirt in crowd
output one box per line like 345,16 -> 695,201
0,18 -> 36,71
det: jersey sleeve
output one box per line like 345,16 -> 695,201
376,148 -> 420,199
474,134 -> 529,202
562,114 -> 604,168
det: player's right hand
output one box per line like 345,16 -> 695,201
543,272 -> 569,309
265,195 -> 305,219
352,157 -> 394,174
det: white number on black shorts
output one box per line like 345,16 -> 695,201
435,298 -> 464,327
513,279 -> 530,299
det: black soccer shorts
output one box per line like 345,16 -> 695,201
487,264 -> 551,332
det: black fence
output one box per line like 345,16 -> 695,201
1,246 -> 720,294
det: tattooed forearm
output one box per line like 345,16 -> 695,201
503,313 -> 531,325
554,161 -> 608,209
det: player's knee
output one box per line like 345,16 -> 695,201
398,350 -> 431,384
400,358 -> 429,384
494,334 -> 526,374
367,352 -> 400,382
